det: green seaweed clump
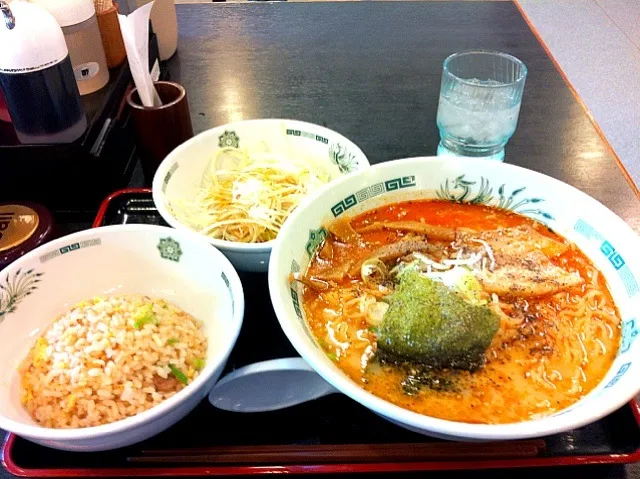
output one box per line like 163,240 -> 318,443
377,270 -> 500,371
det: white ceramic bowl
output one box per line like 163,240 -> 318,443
0,224 -> 244,451
152,119 -> 370,273
268,156 -> 640,441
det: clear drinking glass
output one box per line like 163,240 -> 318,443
436,51 -> 527,161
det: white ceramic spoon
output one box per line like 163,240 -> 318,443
208,358 -> 339,412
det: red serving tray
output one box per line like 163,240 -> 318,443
3,398 -> 640,478
3,187 -> 640,477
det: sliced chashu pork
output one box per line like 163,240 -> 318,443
458,225 -> 583,297
476,251 -> 583,297
310,239 -> 440,282
458,224 -> 569,258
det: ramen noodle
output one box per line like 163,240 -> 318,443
296,200 -> 621,424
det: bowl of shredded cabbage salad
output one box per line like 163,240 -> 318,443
152,119 -> 370,272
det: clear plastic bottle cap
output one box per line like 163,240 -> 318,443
0,2 -> 68,73
28,0 -> 95,27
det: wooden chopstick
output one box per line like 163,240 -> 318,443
129,440 -> 546,464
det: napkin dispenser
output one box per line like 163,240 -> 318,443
0,29 -> 163,218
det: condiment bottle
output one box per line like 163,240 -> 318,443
137,0 -> 177,61
95,0 -> 126,68
30,0 -> 110,95
0,1 -> 87,144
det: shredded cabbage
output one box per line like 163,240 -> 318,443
168,146 -> 336,243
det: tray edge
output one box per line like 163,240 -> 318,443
92,187 -> 152,229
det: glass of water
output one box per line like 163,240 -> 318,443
436,51 -> 527,161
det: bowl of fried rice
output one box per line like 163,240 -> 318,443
0,224 -> 244,451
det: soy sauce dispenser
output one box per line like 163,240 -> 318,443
0,0 -> 87,144
30,0 -> 110,95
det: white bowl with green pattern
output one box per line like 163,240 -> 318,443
0,224 -> 244,451
152,119 -> 370,272
268,156 -> 640,441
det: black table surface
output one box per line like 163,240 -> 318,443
2,1 -> 639,478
